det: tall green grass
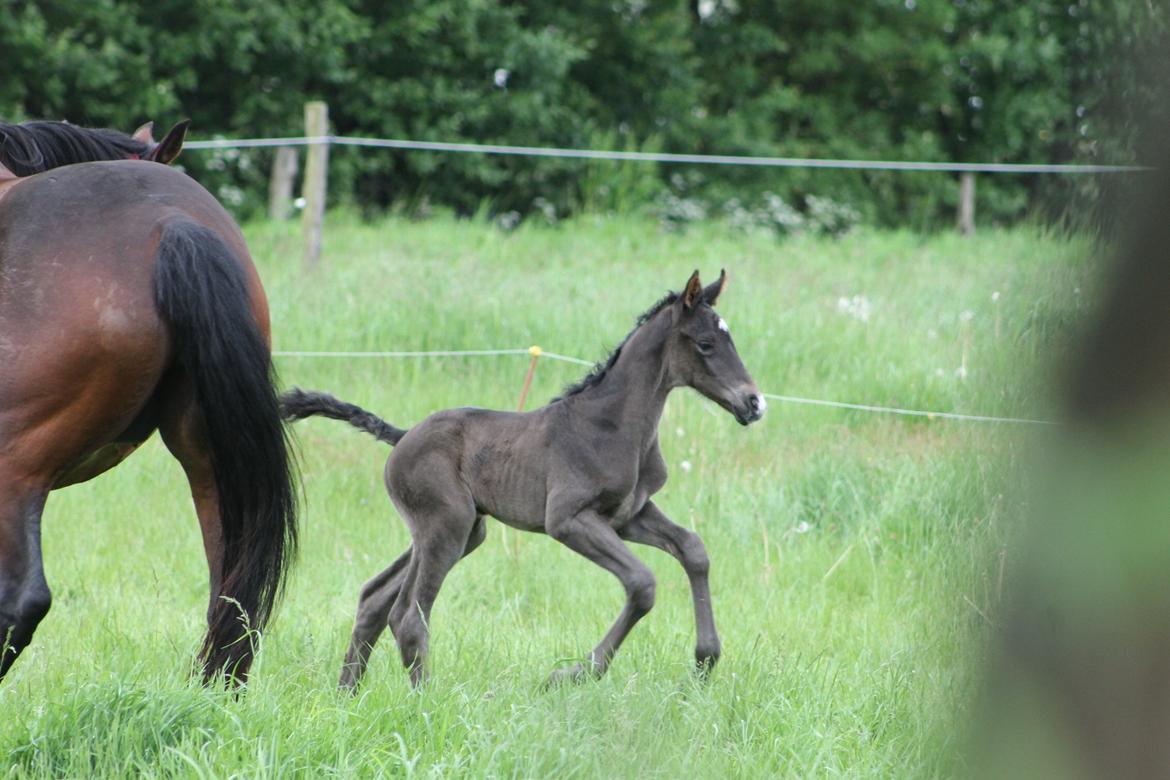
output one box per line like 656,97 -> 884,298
0,214 -> 1092,777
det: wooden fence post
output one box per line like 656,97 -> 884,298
957,172 -> 976,235
268,146 -> 299,221
516,346 -> 542,411
301,101 -> 329,269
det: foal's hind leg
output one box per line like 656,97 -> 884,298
386,500 -> 479,687
0,478 -> 51,682
340,515 -> 486,690
338,546 -> 411,690
619,501 -> 720,676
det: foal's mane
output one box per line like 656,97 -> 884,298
552,291 -> 680,402
0,120 -> 148,176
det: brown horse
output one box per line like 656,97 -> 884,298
0,121 -> 296,684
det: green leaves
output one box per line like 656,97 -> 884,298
1,0 -> 1160,225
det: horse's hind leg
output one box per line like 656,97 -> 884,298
157,391 -> 244,680
0,475 -> 51,682
340,515 -> 486,689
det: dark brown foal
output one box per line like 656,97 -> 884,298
284,270 -> 764,688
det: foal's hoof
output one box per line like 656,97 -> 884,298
544,663 -> 590,690
338,666 -> 362,694
695,656 -> 719,681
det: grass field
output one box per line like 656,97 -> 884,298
0,214 -> 1093,777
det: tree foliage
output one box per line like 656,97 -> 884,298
2,0 -> 1163,226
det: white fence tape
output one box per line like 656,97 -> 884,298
274,348 -> 531,359
182,135 -> 1144,175
274,347 -> 1053,425
760,393 -> 1052,425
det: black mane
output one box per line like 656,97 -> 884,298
552,291 -> 681,402
0,120 -> 148,176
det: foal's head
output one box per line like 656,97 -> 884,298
664,270 -> 765,425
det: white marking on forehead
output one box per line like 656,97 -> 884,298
717,317 -> 729,333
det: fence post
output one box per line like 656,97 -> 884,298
501,345 -> 545,560
957,172 -> 976,235
301,101 -> 329,269
268,146 -> 299,221
516,346 -> 542,411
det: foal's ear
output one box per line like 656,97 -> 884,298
682,270 -> 703,310
131,121 -> 155,145
701,269 -> 727,306
147,119 -> 190,165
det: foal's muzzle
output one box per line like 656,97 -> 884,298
732,392 -> 767,426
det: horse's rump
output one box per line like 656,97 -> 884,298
0,161 -> 296,683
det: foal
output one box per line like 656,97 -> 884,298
282,270 -> 765,688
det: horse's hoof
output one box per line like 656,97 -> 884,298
544,663 -> 589,689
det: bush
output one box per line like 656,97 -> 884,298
2,0 -> 1162,228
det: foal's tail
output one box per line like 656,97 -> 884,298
153,220 -> 298,682
281,389 -> 408,446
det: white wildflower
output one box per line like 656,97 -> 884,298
836,295 -> 872,323
497,211 -> 521,231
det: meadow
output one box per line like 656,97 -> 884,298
0,214 -> 1093,777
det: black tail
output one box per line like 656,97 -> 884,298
281,388 -> 407,446
153,221 -> 298,682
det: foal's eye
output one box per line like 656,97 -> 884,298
696,341 -> 715,356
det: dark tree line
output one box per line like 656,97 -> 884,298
2,0 -> 1163,227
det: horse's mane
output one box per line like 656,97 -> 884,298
0,120 -> 148,176
551,291 -> 680,402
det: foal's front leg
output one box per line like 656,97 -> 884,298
545,509 -> 657,686
619,501 -> 721,675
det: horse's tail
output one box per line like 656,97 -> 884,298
281,388 -> 408,446
152,220 -> 298,682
